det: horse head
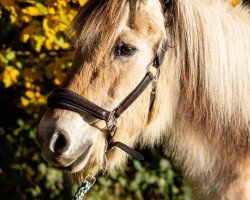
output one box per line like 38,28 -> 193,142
37,0 -> 168,177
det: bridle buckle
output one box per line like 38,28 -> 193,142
106,111 -> 118,145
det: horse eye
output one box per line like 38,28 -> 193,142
115,44 -> 137,57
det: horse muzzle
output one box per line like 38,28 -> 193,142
36,112 -> 96,172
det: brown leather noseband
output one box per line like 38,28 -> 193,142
47,40 -> 168,161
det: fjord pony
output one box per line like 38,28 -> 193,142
37,0 -> 250,199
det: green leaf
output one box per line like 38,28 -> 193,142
36,3 -> 48,15
118,177 -> 127,187
133,160 -> 144,172
0,53 -> 9,65
98,177 -> 112,187
160,159 -> 171,171
54,35 -> 65,48
129,181 -> 139,191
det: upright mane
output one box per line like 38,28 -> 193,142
147,1 -> 250,192
171,0 -> 250,143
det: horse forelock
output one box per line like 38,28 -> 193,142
69,0 -> 168,65
69,0 -> 129,65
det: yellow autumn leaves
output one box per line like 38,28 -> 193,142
19,1 -> 74,52
232,0 -> 241,5
1,66 -> 20,88
0,0 -> 86,114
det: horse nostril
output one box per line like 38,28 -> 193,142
50,133 -> 70,155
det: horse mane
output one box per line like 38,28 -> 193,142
170,0 -> 250,155
69,0 -> 128,64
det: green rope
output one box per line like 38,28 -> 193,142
73,177 -> 96,200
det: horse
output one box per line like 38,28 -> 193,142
36,0 -> 250,199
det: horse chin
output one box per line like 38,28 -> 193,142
71,144 -> 107,180
73,148 -> 126,180
52,145 -> 94,173
60,142 -> 127,178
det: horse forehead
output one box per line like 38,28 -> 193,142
129,1 -> 165,39
134,14 -> 161,33
127,15 -> 164,45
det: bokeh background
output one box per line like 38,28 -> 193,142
0,0 -> 248,199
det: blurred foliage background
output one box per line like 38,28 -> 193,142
0,0 -> 248,199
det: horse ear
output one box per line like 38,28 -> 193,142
140,0 -> 170,14
139,0 -> 155,6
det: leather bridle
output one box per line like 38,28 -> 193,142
47,40 -> 168,161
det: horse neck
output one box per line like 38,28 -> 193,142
143,1 -> 250,196
144,0 -> 250,180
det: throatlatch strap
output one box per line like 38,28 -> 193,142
110,142 -> 144,161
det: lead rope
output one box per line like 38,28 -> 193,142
73,177 -> 96,200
